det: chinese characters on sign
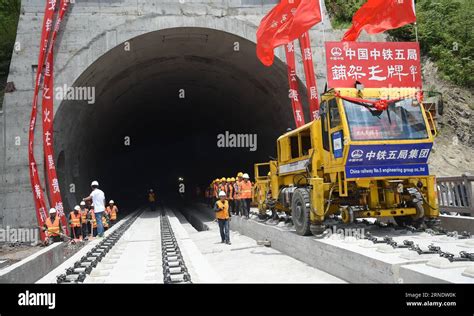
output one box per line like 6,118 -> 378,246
345,143 -> 432,178
325,42 -> 422,89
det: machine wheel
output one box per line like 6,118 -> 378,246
394,189 -> 425,228
340,207 -> 354,224
291,188 -> 312,236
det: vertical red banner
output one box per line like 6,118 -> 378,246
298,31 -> 320,120
41,0 -> 69,235
28,0 -> 58,241
285,42 -> 305,128
29,0 -> 69,240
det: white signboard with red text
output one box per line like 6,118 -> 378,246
325,42 -> 422,89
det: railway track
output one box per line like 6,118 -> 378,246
53,207 -> 192,284
160,208 -> 192,284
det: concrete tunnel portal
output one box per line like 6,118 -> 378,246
53,27 -> 309,210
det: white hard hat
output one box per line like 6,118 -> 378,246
90,203 -> 95,207
91,180 -> 99,186
74,205 -> 80,211
80,201 -> 86,206
109,200 -> 114,204
218,191 -> 226,197
243,173 -> 250,179
49,208 -> 56,214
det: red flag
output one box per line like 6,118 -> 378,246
257,0 -> 322,66
343,0 -> 416,41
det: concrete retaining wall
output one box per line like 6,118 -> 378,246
0,242 -> 73,283
440,215 -> 474,234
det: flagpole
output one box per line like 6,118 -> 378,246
412,0 -> 418,42
414,22 -> 419,42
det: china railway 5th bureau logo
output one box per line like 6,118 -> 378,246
351,149 -> 364,159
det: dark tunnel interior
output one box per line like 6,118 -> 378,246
54,27 -> 310,211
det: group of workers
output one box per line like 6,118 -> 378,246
206,172 -> 254,245
43,180 -> 119,244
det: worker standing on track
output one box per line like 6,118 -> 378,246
148,189 -> 156,212
214,191 -> 231,245
82,180 -> 106,238
107,200 -> 118,225
43,208 -> 63,243
79,201 -> 89,240
227,177 -> 235,214
234,172 -> 244,216
69,205 -> 83,241
240,173 -> 253,218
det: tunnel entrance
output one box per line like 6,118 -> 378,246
54,27 -> 309,210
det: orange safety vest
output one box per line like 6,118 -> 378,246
80,209 -> 88,223
107,205 -> 118,220
240,180 -> 252,199
215,200 -> 230,220
148,193 -> 156,202
45,216 -> 60,237
69,211 -> 81,228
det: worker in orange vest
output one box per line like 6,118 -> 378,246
69,205 -> 83,241
43,208 -> 62,243
234,172 -> 244,216
106,200 -> 118,225
212,179 -> 219,205
148,189 -> 156,212
79,201 -> 89,239
240,173 -> 253,218
227,177 -> 235,215
214,191 -> 231,245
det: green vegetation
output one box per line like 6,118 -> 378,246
325,0 -> 473,88
0,0 -> 21,108
324,0 -> 365,29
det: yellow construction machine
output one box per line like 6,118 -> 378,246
253,87 -> 440,236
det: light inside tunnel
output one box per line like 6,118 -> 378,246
54,27 -> 309,210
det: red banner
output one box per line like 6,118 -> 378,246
28,0 -> 58,241
29,0 -> 69,240
42,0 -> 69,234
298,32 -> 319,120
325,42 -> 422,89
285,42 -> 305,128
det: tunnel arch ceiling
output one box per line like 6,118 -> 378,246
54,27 -> 310,208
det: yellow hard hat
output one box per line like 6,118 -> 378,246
237,172 -> 243,177
221,177 -> 226,181
230,177 -> 235,181
214,178 -> 219,182
267,172 -> 271,176
226,177 -> 231,181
